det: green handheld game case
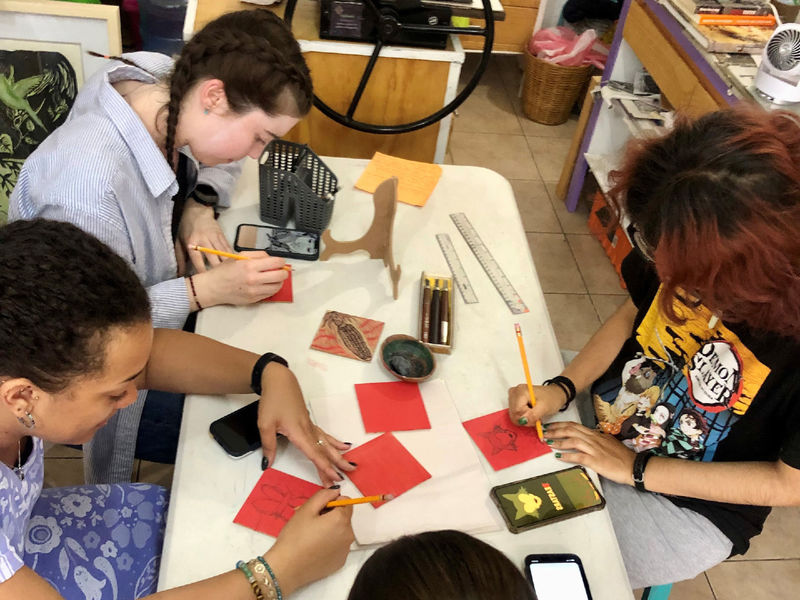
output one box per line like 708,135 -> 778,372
490,465 -> 606,534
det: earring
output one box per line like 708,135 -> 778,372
17,411 -> 36,429
204,108 -> 209,115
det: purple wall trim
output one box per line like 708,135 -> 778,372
602,0 -> 634,85
565,0 -> 633,211
565,98 -> 602,212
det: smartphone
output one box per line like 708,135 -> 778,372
209,401 -> 261,458
234,223 -> 320,261
489,465 -> 605,534
525,553 -> 593,600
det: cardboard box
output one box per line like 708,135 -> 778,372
587,191 -> 631,289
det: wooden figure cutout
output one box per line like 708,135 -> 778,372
320,177 -> 402,299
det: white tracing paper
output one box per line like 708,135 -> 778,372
308,379 -> 502,545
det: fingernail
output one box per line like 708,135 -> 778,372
261,456 -> 269,470
555,452 -> 562,458
545,439 -> 554,445
526,402 -> 532,409
328,484 -> 340,490
348,461 -> 358,467
541,423 -> 550,429
344,442 -> 352,447
336,471 -> 345,479
518,417 -> 528,426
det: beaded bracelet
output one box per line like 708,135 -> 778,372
247,559 -> 275,600
188,275 -> 203,310
256,556 -> 283,600
236,560 -> 265,600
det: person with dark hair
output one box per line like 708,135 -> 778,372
0,219 -> 355,599
508,106 -> 800,588
8,9 -> 314,482
348,530 -> 534,600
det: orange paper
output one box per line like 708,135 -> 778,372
354,152 -> 442,207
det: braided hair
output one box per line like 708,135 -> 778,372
163,10 -> 312,169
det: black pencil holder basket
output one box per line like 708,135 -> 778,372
259,140 -> 338,233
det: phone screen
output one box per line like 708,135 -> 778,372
235,224 -> 319,260
209,401 -> 260,457
527,559 -> 591,600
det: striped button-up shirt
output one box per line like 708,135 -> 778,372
10,51 -> 241,329
10,53 -> 242,484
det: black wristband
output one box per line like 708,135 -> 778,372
632,451 -> 655,492
543,375 -> 577,412
190,183 -> 219,208
250,352 -> 289,396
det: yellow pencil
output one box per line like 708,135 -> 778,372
514,323 -> 544,441
325,494 -> 394,508
189,245 -> 291,270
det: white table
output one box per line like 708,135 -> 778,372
157,157 -> 633,599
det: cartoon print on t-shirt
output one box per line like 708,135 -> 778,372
686,340 -> 743,413
625,401 -> 675,452
658,407 -> 710,458
593,286 -> 771,462
594,356 -> 663,435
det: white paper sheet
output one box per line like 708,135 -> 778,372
309,379 -> 502,545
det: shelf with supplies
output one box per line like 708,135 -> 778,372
561,0 -> 800,282
563,0 -> 738,215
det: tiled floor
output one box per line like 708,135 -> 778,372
42,54 -> 799,599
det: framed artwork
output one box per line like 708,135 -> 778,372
0,0 -> 121,221
0,0 -> 121,83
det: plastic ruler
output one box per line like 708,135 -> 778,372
449,212 -> 529,315
436,233 -> 479,304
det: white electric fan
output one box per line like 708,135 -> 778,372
755,22 -> 800,104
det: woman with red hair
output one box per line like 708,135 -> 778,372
509,106 -> 800,589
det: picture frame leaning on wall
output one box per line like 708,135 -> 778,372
0,0 -> 122,222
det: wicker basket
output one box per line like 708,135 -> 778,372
522,49 -> 595,126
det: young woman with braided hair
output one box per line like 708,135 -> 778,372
10,10 -> 314,483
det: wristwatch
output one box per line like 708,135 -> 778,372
250,352 -> 289,396
189,184 -> 219,208
632,451 -> 655,492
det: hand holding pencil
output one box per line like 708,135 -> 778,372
270,488 -> 354,593
513,323 -> 544,441
507,379 -> 568,438
190,245 -> 292,270
186,248 -> 290,307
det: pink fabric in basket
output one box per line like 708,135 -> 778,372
530,27 -> 608,69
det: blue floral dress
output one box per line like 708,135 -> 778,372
1,437 -> 168,599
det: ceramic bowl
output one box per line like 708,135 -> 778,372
380,334 -> 436,383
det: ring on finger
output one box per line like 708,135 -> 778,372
316,438 -> 326,446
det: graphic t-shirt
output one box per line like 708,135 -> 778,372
592,253 -> 800,555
